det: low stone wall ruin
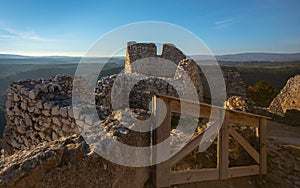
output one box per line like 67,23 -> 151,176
1,75 -> 94,155
2,66 -> 246,156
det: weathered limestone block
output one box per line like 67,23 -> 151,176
51,106 -> 60,115
24,113 -> 33,127
52,117 -> 62,127
13,106 -> 21,116
269,75 -> 300,125
42,110 -> 51,116
33,107 -> 40,114
62,124 -> 70,132
52,132 -> 58,140
68,107 -> 74,118
13,93 -> 19,102
34,123 -> 42,131
43,102 -> 54,110
36,100 -> 44,109
20,102 -> 27,110
269,75 -> 300,116
29,89 -> 39,99
16,124 -> 26,134
61,118 -> 70,125
60,107 -> 68,118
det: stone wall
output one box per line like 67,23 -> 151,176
125,41 -> 157,74
95,73 -> 183,113
125,41 -> 245,103
1,75 -> 96,156
2,75 -> 74,155
160,43 -> 186,65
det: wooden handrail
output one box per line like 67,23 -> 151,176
150,93 -> 269,187
145,91 -> 270,119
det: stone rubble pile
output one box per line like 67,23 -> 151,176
268,75 -> 300,126
269,75 -> 300,116
224,96 -> 255,113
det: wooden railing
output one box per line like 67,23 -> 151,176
151,94 -> 270,187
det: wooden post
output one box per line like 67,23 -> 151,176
259,118 -> 267,175
218,110 -> 229,180
154,97 -> 171,187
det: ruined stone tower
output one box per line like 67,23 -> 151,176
125,41 -> 186,77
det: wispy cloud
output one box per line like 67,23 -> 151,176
0,23 -> 57,42
0,34 -> 16,39
214,17 -> 240,29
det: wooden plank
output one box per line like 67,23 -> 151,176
170,98 -> 266,126
169,168 -> 219,185
170,99 -> 220,119
151,95 -> 156,184
218,111 -> 229,180
153,93 -> 270,119
154,97 -> 171,188
259,118 -> 267,175
228,112 -> 260,128
151,95 -> 156,166
228,165 -> 260,178
155,162 -> 170,188
155,98 -> 172,143
228,127 -> 260,164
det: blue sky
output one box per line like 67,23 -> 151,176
0,0 -> 299,56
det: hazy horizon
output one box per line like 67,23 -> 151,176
1,52 -> 300,59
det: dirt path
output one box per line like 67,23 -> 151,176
265,121 -> 300,188
268,121 -> 300,146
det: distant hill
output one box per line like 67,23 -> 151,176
193,52 -> 300,62
1,52 -> 300,64
217,53 -> 300,62
0,54 -> 29,59
0,54 -> 125,65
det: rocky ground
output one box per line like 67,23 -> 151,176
2,118 -> 298,188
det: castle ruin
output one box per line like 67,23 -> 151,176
0,42 -> 252,187
2,42 -> 247,156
